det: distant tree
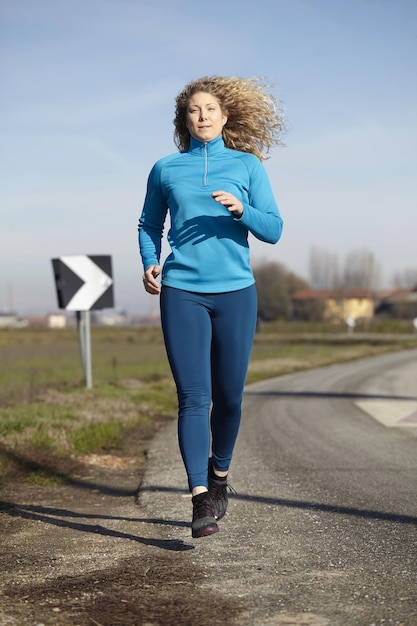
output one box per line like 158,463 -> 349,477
392,269 -> 417,290
253,262 -> 308,321
343,249 -> 380,291
309,246 -> 380,291
309,246 -> 341,289
285,270 -> 310,295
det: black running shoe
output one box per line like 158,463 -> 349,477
208,461 -> 236,521
191,493 -> 219,539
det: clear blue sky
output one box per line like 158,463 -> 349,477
1,0 -> 416,315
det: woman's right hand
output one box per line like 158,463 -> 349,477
142,265 -> 161,294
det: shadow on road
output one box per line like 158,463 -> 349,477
0,500 -> 194,551
245,390 -> 417,401
140,485 -> 417,526
1,479 -> 416,560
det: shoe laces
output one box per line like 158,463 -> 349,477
193,495 -> 214,519
209,481 -> 237,500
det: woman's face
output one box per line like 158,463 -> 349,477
186,92 -> 227,143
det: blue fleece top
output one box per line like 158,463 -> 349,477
138,135 -> 283,293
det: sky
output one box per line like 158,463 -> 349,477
1,0 -> 416,315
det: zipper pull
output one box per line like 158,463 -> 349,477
203,142 -> 208,187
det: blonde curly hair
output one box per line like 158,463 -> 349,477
173,75 -> 285,160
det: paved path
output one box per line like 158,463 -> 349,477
139,349 -> 417,626
355,355 -> 417,427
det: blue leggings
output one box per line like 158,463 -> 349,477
160,284 -> 257,491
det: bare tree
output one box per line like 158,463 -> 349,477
392,269 -> 417,290
309,246 -> 380,291
343,249 -> 381,291
309,246 -> 341,289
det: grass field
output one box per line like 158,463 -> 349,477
1,322 -> 416,485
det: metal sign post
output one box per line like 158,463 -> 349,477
76,311 -> 93,388
52,255 -> 114,388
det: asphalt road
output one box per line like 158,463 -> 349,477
139,349 -> 417,626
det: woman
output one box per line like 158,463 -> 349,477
138,75 -> 285,538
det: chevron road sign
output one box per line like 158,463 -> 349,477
52,255 -> 114,311
51,255 -> 114,388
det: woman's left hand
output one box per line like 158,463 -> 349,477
212,190 -> 243,218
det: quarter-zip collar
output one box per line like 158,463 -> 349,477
188,135 -> 226,156
188,135 -> 226,187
